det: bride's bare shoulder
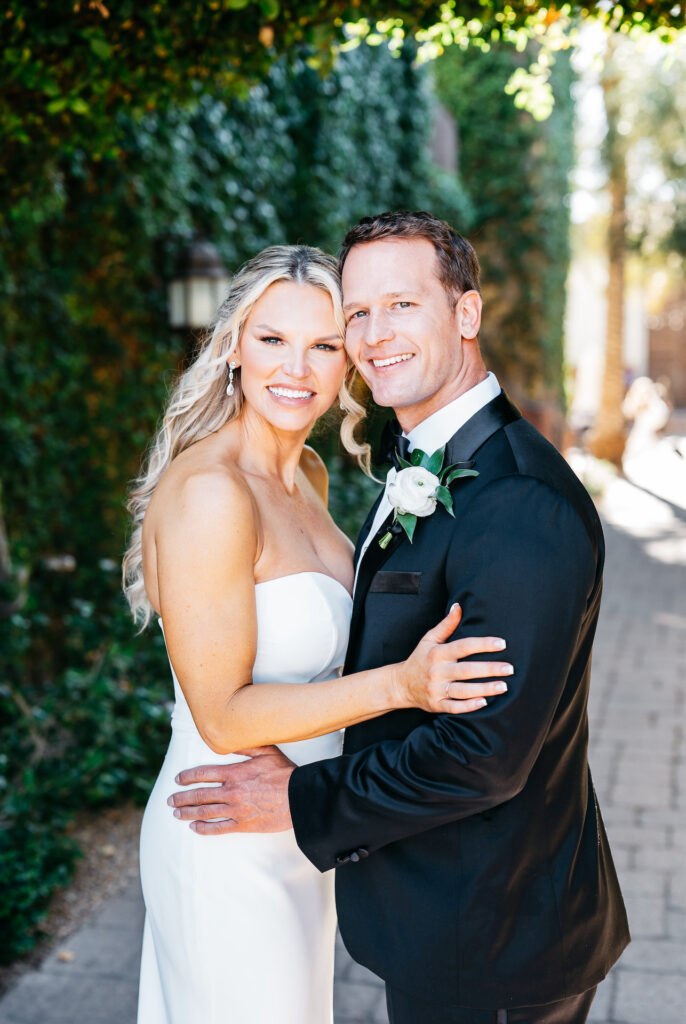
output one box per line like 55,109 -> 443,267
148,439 -> 258,536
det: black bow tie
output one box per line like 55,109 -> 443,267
377,418 -> 411,470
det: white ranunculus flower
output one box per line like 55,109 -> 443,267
386,466 -> 440,517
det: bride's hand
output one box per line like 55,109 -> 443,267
392,603 -> 512,714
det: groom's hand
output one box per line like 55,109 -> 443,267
167,746 -> 295,835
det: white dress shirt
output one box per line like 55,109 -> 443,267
354,372 -> 501,592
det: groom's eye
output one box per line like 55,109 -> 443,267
348,310 -> 367,321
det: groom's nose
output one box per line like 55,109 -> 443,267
362,308 -> 395,348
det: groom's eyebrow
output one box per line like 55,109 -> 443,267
342,290 -> 419,311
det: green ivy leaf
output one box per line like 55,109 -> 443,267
258,0 -> 280,17
46,97 -> 68,114
89,37 -> 111,60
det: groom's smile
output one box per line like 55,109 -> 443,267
370,352 -> 415,368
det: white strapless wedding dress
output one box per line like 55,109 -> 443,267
138,572 -> 352,1024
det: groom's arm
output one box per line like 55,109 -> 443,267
289,475 -> 600,872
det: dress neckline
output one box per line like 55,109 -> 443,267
255,570 -> 352,600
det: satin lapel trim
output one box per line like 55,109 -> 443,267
353,489 -> 385,567
345,505 -> 402,674
445,390 -> 521,464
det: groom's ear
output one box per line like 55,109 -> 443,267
457,290 -> 482,341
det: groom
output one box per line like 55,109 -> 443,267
170,211 -> 629,1022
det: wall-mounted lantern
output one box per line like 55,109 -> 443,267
168,238 -> 231,330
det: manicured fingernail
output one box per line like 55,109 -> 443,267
451,602 -> 460,613
167,796 -> 174,806
495,682 -> 508,693
174,774 -> 180,783
494,639 -> 506,650
173,809 -> 181,818
502,665 -> 514,675
477,698 -> 487,708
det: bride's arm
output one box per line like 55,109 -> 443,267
156,470 -> 510,756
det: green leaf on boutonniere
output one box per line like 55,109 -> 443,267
435,485 -> 455,516
425,448 -> 445,475
445,467 -> 479,486
397,454 -> 413,470
410,449 -> 424,467
396,511 -> 417,542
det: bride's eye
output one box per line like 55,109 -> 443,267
314,343 -> 341,352
260,336 -> 283,345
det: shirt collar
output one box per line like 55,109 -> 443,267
405,372 -> 501,454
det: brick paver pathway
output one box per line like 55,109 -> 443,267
1,453 -> 684,1024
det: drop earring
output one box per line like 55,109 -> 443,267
226,361 -> 237,397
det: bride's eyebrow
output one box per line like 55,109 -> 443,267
254,323 -> 341,343
254,323 -> 283,333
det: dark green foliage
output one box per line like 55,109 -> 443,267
433,43 -> 576,404
2,0 -> 682,182
326,457 -> 383,541
0,570 -> 171,962
0,42 -> 467,962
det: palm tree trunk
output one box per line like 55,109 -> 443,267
588,52 -> 627,465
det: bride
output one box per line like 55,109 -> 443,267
122,245 -> 511,1024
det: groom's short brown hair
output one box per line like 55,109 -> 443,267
339,210 -> 481,304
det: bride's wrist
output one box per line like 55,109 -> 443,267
384,663 -> 409,710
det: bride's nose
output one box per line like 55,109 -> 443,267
281,348 -> 312,380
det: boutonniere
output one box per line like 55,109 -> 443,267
379,445 -> 478,548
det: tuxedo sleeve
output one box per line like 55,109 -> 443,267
288,475 -> 599,872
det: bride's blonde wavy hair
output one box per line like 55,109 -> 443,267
123,244 -> 370,629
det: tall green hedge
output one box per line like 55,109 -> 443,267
1,35 -> 578,963
0,42 -> 467,963
433,42 -> 575,405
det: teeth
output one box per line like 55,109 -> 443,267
268,386 -> 314,399
372,354 -> 414,368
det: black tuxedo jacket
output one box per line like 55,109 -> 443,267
289,392 -> 629,1008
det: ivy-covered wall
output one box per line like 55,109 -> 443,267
433,43 -> 576,407
0,37 -> 577,964
0,42 -> 467,963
